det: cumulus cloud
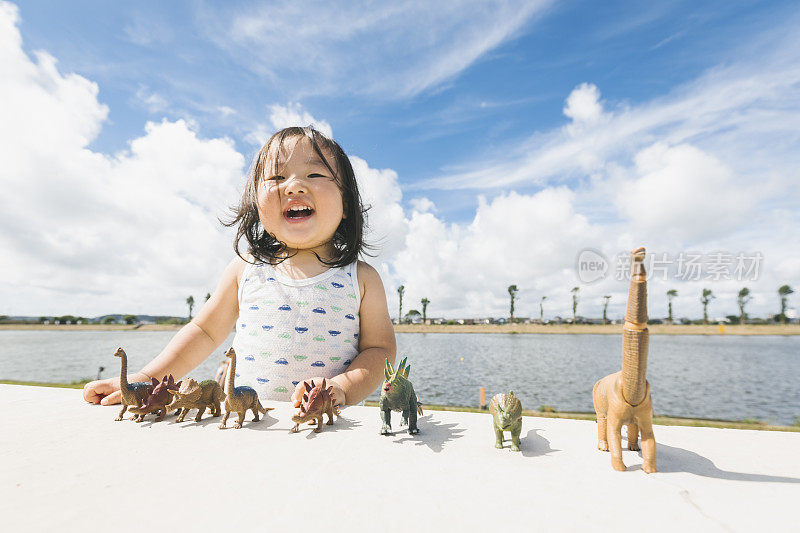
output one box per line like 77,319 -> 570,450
563,83 -> 604,124
0,5 -> 245,316
616,143 -> 757,242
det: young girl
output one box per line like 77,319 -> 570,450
83,126 -> 396,409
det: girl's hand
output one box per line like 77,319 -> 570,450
82,372 -> 149,405
291,377 -> 345,408
83,377 -> 121,405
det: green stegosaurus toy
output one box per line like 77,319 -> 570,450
379,357 -> 422,435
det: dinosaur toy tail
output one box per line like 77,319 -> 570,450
621,247 -> 649,406
256,400 -> 274,414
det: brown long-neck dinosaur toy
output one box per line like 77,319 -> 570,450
113,347 -> 154,421
592,247 -> 657,473
219,347 -> 272,429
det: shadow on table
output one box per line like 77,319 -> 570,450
520,428 -> 560,458
156,410 -> 280,430
302,414 -> 363,439
645,443 -> 800,483
391,414 -> 466,453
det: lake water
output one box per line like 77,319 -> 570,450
1,330 -> 798,425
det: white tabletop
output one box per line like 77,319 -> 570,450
1,384 -> 798,532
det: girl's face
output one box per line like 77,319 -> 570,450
257,136 -> 345,255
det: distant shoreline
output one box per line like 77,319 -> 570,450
1,323 -> 798,335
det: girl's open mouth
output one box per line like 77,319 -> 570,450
283,205 -> 315,222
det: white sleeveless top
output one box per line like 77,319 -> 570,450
231,260 -> 361,402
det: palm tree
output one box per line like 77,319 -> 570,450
540,296 -> 547,323
421,297 -> 430,324
666,289 -> 678,325
602,295 -> 611,325
508,285 -> 518,324
737,288 -> 751,325
778,285 -> 794,324
397,285 -> 405,324
186,295 -> 195,321
701,288 -> 714,324
571,287 -> 580,323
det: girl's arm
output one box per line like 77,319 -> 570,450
294,261 -> 396,406
82,257 -> 244,405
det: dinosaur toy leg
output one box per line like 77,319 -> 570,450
234,410 -> 245,429
493,422 -> 504,449
326,405 -> 335,425
638,411 -> 657,473
115,405 -> 128,421
251,406 -> 260,422
219,411 -> 230,429
596,413 -> 609,451
314,416 -> 323,433
510,419 -> 522,452
380,407 -> 392,435
627,423 -> 640,451
407,402 -> 419,435
194,406 -> 205,422
606,412 -> 626,471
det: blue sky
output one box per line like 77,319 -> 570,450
2,1 -> 799,319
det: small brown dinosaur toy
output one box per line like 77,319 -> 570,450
113,347 -> 154,421
291,378 -> 339,433
166,378 -> 226,422
592,247 -> 657,473
128,375 -> 181,422
220,347 -> 273,429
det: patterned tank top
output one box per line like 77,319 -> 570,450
231,260 -> 361,402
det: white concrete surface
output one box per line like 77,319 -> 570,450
1,384 -> 799,532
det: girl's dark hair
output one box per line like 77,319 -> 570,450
223,126 -> 370,268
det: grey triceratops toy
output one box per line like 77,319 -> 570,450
489,391 -> 523,451
379,357 -> 422,435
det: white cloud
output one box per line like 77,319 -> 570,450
424,24 -> 800,191
616,143 -> 757,242
200,0 -> 552,98
0,5 -> 245,316
409,197 -> 437,213
563,83 -> 604,125
134,85 -> 169,113
245,102 -> 333,145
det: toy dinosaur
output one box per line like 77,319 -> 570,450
166,378 -> 226,422
592,246 -> 657,473
379,357 -> 423,435
113,347 -> 154,421
128,375 -> 181,422
219,347 -> 273,429
489,391 -> 523,451
291,378 -> 340,433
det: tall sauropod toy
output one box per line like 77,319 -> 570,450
592,247 -> 657,473
219,347 -> 272,429
113,347 -> 154,421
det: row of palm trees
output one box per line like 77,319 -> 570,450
509,285 -> 794,325
380,283 -> 792,325
668,285 -> 795,324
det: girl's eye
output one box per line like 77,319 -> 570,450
267,175 -> 285,182
308,173 -> 326,179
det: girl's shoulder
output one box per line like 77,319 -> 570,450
355,260 -> 384,301
231,254 -> 257,286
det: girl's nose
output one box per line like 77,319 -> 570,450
283,174 -> 307,195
